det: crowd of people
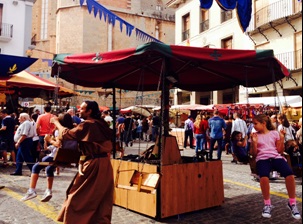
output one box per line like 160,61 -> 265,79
183,111 -> 302,165
0,101 -> 115,223
115,111 -> 161,149
0,103 -> 302,221
184,110 -> 302,219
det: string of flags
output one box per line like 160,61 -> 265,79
80,0 -> 162,43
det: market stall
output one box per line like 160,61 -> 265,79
238,95 -> 302,121
0,70 -> 78,99
51,42 -> 289,218
120,105 -> 153,117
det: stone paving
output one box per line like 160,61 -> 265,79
0,141 -> 302,224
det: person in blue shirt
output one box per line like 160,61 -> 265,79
208,110 -> 227,160
67,109 -> 81,126
231,131 -> 249,164
0,109 -> 16,167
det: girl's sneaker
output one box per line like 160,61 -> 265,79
41,189 -> 52,202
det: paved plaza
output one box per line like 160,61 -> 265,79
0,141 -> 302,224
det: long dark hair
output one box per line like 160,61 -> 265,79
58,113 -> 74,129
277,113 -> 290,128
231,131 -> 241,141
253,114 -> 275,131
84,100 -> 101,120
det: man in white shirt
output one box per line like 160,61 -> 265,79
11,113 -> 35,176
102,111 -> 113,129
231,112 -> 248,138
183,115 -> 194,149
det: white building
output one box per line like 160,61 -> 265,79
0,0 -> 36,56
167,0 -> 302,106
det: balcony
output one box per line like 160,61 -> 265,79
247,0 -> 302,34
182,29 -> 190,41
0,23 -> 13,42
275,49 -> 302,71
200,20 -> 209,32
221,10 -> 232,23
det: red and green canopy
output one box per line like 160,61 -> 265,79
52,42 -> 289,91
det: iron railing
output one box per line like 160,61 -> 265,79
0,23 -> 13,38
200,20 -> 209,32
247,0 -> 302,32
182,29 -> 190,41
275,49 -> 302,71
221,10 -> 232,23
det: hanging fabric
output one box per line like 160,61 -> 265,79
200,0 -> 253,32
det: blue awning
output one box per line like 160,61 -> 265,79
0,54 -> 38,77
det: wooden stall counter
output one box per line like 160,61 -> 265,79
111,136 -> 224,219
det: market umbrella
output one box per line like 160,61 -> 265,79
0,54 -> 38,77
0,70 -> 78,99
182,104 -> 215,111
76,105 -> 110,112
51,42 -> 290,157
120,105 -> 152,117
51,42 -> 289,92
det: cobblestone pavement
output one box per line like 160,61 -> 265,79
0,141 -> 302,224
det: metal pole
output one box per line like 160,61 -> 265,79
112,87 -> 116,159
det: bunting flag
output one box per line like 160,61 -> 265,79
42,59 -> 53,67
80,0 -> 162,43
75,90 -> 95,94
200,0 -> 252,32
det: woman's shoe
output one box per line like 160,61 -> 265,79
231,160 -> 237,164
10,172 -> 22,176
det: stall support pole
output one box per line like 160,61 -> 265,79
112,87 -> 116,158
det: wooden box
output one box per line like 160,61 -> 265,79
111,159 -> 224,218
111,136 -> 224,219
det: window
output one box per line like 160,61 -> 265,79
221,36 -> 233,49
223,93 -> 234,104
200,96 -> 210,105
200,9 -> 209,32
156,5 -> 162,11
182,13 -> 190,41
221,9 -> 232,23
40,0 -> 48,40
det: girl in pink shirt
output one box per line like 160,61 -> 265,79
250,114 -> 300,220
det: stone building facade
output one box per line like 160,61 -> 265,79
29,0 -> 176,108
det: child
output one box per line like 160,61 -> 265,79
20,113 -> 74,202
230,131 -> 249,164
250,114 -> 301,219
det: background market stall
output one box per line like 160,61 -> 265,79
51,42 -> 289,219
238,95 -> 302,121
120,105 -> 153,117
0,71 -> 78,113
